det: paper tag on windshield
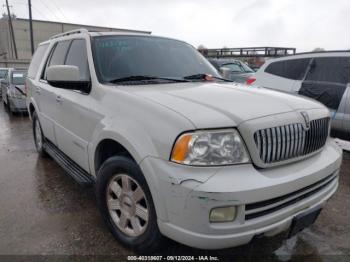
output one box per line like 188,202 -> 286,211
13,73 -> 24,78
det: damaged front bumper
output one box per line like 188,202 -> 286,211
140,139 -> 342,249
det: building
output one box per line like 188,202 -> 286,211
0,17 -> 151,68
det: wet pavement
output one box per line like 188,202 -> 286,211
0,104 -> 349,261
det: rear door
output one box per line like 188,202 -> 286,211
299,57 -> 350,126
36,40 -> 71,145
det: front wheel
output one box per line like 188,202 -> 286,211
96,156 -> 165,253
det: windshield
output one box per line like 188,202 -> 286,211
92,35 -> 220,83
0,69 -> 7,79
221,62 -> 254,73
11,71 -> 26,85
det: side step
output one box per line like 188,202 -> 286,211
44,141 -> 95,187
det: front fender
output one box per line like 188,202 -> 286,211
88,116 -> 161,177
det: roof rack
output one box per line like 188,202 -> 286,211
50,28 -> 89,40
200,47 -> 296,58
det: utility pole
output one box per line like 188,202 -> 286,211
5,0 -> 18,59
28,0 -> 34,55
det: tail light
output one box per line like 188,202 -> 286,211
246,77 -> 256,85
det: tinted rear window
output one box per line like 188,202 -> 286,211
305,57 -> 350,84
27,44 -> 49,79
265,58 -> 310,80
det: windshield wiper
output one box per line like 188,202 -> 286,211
183,74 -> 233,82
109,75 -> 190,84
14,86 -> 26,96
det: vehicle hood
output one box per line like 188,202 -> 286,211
11,84 -> 26,94
124,82 -> 326,128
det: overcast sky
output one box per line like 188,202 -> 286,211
4,0 -> 350,52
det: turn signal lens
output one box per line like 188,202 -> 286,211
171,134 -> 192,162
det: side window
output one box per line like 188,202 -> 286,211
65,39 -> 90,80
41,40 -> 71,80
265,58 -> 310,80
27,44 -> 49,79
305,57 -> 350,84
48,40 -> 71,66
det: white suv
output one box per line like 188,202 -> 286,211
250,52 -> 350,140
26,29 -> 342,253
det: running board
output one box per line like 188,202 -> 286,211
44,141 -> 95,187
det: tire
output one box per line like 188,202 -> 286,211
32,111 -> 48,158
6,96 -> 12,113
96,156 -> 165,254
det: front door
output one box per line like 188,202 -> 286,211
53,39 -> 99,172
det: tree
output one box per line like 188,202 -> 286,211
197,44 -> 207,50
312,47 -> 325,52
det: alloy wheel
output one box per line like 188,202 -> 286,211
107,174 -> 149,237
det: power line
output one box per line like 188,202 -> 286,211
31,4 -> 49,20
50,0 -> 69,21
35,0 -> 61,21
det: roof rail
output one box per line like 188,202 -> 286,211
50,28 -> 89,40
293,50 -> 350,56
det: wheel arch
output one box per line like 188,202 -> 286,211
94,138 -> 136,174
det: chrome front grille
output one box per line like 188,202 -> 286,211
254,117 -> 329,164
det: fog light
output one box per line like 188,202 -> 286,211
210,206 -> 236,222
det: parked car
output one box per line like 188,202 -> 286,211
2,68 -> 27,113
249,52 -> 350,140
208,58 -> 255,83
0,67 -> 10,97
27,29 -> 342,253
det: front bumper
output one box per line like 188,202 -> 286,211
140,139 -> 342,249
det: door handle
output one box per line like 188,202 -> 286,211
56,95 -> 63,103
35,87 -> 41,94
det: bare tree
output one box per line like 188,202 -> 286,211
197,44 -> 207,50
312,47 -> 325,52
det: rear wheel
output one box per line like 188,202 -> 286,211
32,111 -> 48,157
96,156 -> 165,253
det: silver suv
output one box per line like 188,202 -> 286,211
26,29 -> 342,253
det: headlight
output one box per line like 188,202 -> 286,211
171,129 -> 250,166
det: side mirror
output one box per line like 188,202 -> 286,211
46,65 -> 91,93
219,67 -> 231,79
